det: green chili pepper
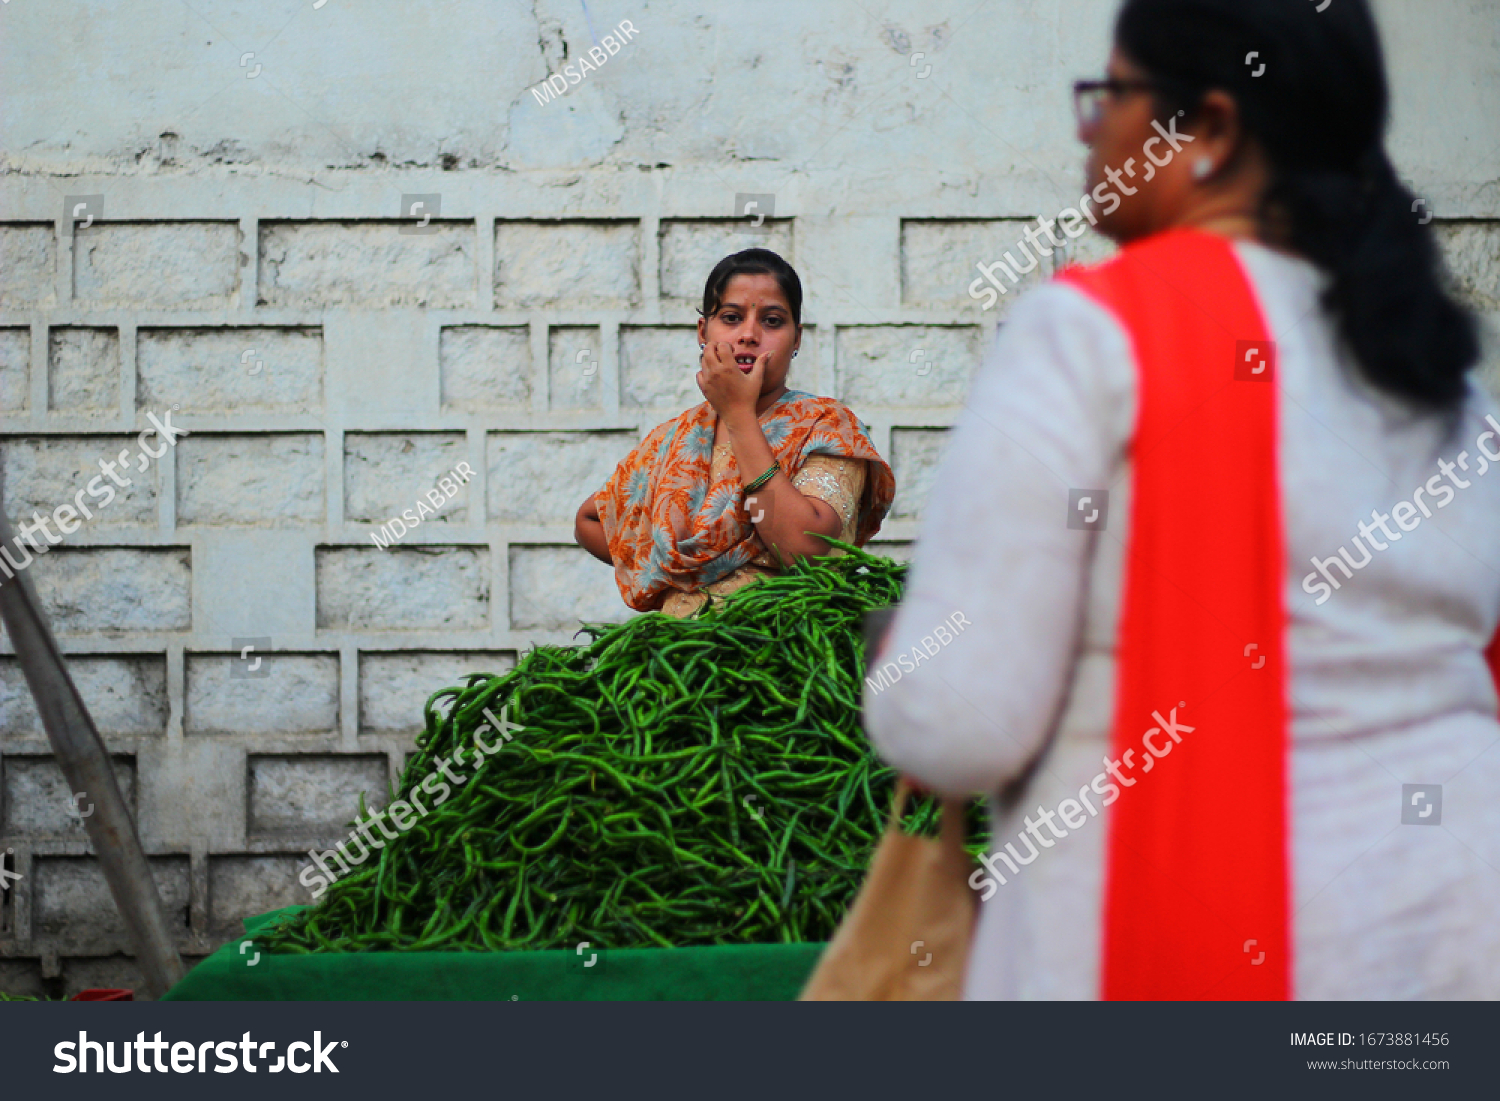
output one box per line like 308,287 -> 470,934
254,540 -> 986,956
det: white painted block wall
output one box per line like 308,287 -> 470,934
0,0 -> 1495,995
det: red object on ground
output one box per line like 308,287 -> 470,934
70,988 -> 134,1001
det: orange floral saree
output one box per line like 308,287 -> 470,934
594,390 -> 896,612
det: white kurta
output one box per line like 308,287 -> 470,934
863,240 -> 1500,1000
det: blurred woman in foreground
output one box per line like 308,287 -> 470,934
866,0 -> 1500,999
575,249 -> 894,618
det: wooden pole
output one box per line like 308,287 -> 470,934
0,506 -> 184,998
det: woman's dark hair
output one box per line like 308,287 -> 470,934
1116,0 -> 1479,413
700,248 -> 803,327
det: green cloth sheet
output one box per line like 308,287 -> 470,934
163,908 -> 824,1001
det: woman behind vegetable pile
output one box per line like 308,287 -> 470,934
575,249 -> 895,618
867,0 -> 1500,999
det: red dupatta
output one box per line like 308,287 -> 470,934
1490,633 -> 1500,698
1060,230 -> 1292,999
1060,228 -> 1500,998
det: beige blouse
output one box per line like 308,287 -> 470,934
659,435 -> 867,619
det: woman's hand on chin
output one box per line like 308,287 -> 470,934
697,341 -> 768,422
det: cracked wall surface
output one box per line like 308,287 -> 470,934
0,0 -> 1497,997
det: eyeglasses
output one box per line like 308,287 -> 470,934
1072,78 -> 1165,127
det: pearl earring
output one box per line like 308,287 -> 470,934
1193,158 -> 1214,180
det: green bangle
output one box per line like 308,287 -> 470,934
743,462 -> 779,493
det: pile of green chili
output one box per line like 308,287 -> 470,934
258,539 -> 983,954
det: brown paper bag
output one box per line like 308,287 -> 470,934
800,780 -> 977,1000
